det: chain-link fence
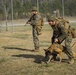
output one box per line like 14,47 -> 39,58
0,0 -> 76,32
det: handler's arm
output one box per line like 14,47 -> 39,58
57,24 -> 67,43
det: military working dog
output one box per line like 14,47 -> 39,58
44,42 -> 76,64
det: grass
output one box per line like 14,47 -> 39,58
0,23 -> 76,75
0,58 -> 6,63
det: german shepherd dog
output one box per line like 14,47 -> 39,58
44,42 -> 76,64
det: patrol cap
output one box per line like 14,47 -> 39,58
47,16 -> 57,22
31,6 -> 37,11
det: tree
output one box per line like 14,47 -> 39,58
0,0 -> 11,31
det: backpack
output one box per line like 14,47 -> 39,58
57,18 -> 76,38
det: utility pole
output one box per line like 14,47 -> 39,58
62,0 -> 64,18
37,0 -> 39,12
11,0 -> 14,32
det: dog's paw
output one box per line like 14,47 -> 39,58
45,60 -> 51,64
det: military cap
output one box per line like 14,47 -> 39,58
47,16 -> 56,22
31,6 -> 37,11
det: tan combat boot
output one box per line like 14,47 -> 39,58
32,49 -> 40,52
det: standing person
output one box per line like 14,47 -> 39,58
47,16 -> 74,64
25,6 -> 43,52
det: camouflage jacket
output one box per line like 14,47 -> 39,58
51,20 -> 70,43
27,13 -> 43,26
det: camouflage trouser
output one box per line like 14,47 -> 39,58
32,26 -> 39,50
65,34 -> 74,59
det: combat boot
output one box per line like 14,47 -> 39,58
32,49 -> 40,52
68,58 -> 74,64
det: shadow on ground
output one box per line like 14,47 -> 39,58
2,46 -> 33,52
12,54 -> 44,64
12,54 -> 69,64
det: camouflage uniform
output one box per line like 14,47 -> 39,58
48,17 -> 74,62
27,7 -> 43,51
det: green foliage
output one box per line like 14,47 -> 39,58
64,0 -> 76,16
0,0 -> 76,20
